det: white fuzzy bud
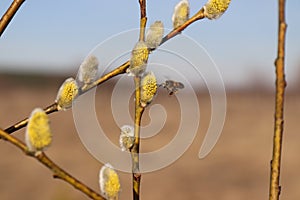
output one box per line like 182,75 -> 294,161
78,55 -> 99,85
119,125 -> 134,152
172,0 -> 190,29
145,21 -> 164,50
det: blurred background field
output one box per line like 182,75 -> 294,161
1,1 -> 300,199
0,74 -> 300,200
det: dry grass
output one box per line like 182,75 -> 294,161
0,75 -> 299,200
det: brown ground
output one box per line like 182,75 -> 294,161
0,75 -> 299,200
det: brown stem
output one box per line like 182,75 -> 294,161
4,103 -> 58,134
138,0 -> 147,42
131,76 -> 145,200
269,0 -> 287,200
0,0 -> 25,37
81,61 -> 130,95
130,1 -> 147,199
0,129 -> 105,200
160,8 -> 205,45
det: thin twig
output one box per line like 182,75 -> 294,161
131,76 -> 145,200
81,60 -> 130,94
4,61 -> 130,135
0,0 -> 25,37
130,1 -> 147,199
138,0 -> 147,41
269,0 -> 287,200
4,103 -> 58,134
160,8 -> 205,45
0,128 -> 105,200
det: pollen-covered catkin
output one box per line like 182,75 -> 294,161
55,77 -> 79,110
99,164 -> 121,199
203,0 -> 231,20
25,108 -> 52,152
141,71 -> 157,107
127,41 -> 149,76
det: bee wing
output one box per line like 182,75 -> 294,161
176,82 -> 185,89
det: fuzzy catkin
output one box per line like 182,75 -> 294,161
203,0 -> 231,20
55,77 -> 79,110
25,108 -> 52,152
172,0 -> 190,29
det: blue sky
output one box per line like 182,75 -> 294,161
0,1 -> 299,87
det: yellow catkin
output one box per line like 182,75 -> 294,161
172,0 -> 190,29
99,164 -> 121,199
145,21 -> 164,50
141,72 -> 157,107
55,77 -> 79,110
203,0 -> 231,20
127,41 -> 149,77
25,108 -> 52,152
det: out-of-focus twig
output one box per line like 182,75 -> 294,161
0,128 -> 105,200
0,0 -> 25,37
269,0 -> 287,200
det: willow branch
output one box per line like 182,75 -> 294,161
269,0 -> 287,200
4,6 -> 205,135
131,76 -> 145,200
130,2 -> 147,199
0,0 -> 25,37
4,60 -> 129,135
0,128 -> 105,200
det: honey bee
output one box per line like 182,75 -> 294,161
159,80 -> 184,95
